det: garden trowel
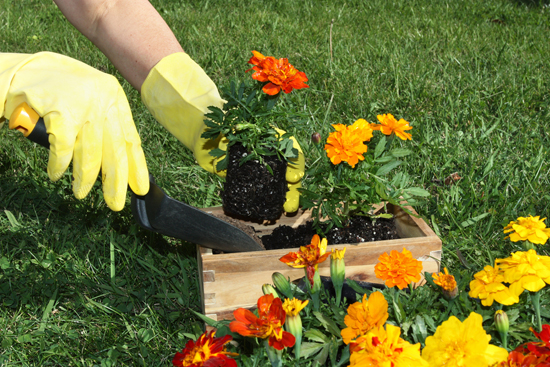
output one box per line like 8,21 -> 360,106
8,103 -> 265,252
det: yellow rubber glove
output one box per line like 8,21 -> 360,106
141,52 -> 305,212
0,52 -> 149,211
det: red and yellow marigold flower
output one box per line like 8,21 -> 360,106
504,216 -> 550,245
247,50 -> 309,95
496,250 -> 550,295
422,312 -> 508,367
374,248 -> 423,289
341,291 -> 389,344
371,113 -> 413,140
468,264 -> 519,306
324,121 -> 372,168
348,324 -> 428,367
279,234 -> 331,287
496,350 -> 550,367
229,294 -> 295,351
172,330 -> 238,367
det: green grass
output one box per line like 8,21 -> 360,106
1,0 -> 550,365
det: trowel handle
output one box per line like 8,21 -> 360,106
8,103 -> 50,149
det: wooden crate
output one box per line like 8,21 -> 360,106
197,204 -> 442,321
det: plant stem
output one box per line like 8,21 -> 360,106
264,339 -> 282,367
530,291 -> 542,332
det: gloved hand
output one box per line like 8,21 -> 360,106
0,52 -> 149,211
141,52 -> 305,212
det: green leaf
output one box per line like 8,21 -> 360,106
208,147 -> 227,158
460,212 -> 490,228
304,328 -> 330,343
299,342 -> 324,359
137,328 -> 155,343
346,279 -> 369,295
314,311 -> 342,337
390,148 -> 412,157
215,156 -> 228,171
376,160 -> 401,176
405,187 -> 431,197
374,135 -> 386,159
4,210 -> 20,229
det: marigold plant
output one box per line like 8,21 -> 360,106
374,248 -> 423,289
301,114 -> 429,232
172,331 -> 238,367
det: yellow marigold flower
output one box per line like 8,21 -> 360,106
324,123 -> 369,168
496,249 -> 550,295
468,264 -> 519,306
341,291 -> 388,344
282,298 -> 308,317
422,312 -> 508,367
370,113 -> 412,140
504,215 -> 550,245
331,248 -> 346,260
349,324 -> 428,367
374,248 -> 423,289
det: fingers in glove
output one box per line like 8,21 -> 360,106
72,120 -> 103,199
101,117 -> 129,211
116,93 -> 149,196
45,113 -> 78,182
284,181 -> 301,213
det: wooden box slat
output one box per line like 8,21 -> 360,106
198,204 -> 442,321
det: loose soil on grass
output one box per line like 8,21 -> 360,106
222,143 -> 288,222
261,215 -> 399,250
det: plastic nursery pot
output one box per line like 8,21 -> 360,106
222,143 -> 288,222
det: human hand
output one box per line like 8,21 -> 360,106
0,52 -> 149,211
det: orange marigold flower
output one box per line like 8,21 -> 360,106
172,330 -> 238,367
341,291 -> 389,344
374,248 -> 423,289
229,294 -> 295,351
324,122 -> 370,168
432,267 -> 457,292
371,113 -> 413,140
279,234 -> 331,287
246,50 -> 309,95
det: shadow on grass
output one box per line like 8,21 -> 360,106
510,0 -> 550,6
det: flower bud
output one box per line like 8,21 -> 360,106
262,284 -> 278,298
311,132 -> 321,144
495,310 -> 509,349
272,272 -> 293,299
494,310 -> 509,335
330,248 -> 346,305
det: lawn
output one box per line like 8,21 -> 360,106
1,0 -> 549,365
